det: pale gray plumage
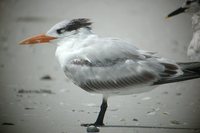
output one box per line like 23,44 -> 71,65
40,18 -> 200,126
49,19 -> 183,96
188,12 -> 200,60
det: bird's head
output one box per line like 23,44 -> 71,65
167,0 -> 200,18
19,18 -> 92,45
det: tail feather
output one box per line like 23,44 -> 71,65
153,62 -> 200,85
178,62 -> 200,71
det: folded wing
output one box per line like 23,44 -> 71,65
63,38 -> 182,92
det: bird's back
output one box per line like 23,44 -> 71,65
55,34 -> 185,95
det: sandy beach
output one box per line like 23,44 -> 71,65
0,0 -> 200,133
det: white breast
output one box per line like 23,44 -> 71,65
55,30 -> 96,68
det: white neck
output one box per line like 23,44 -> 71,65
54,28 -> 95,68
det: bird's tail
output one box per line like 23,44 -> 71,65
154,62 -> 200,85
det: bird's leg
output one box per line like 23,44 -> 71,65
94,96 -> 108,126
81,95 -> 108,127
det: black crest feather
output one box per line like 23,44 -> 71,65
57,18 -> 92,34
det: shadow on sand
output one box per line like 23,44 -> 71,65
82,124 -> 200,131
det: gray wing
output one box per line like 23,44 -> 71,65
63,38 -> 182,92
71,58 -> 180,91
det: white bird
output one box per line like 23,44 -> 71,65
19,18 -> 200,127
167,0 -> 200,60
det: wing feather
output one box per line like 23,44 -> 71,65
62,38 -> 182,92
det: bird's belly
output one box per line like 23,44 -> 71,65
63,65 -> 158,96
80,84 -> 157,96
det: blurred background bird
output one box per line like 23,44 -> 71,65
167,0 -> 200,61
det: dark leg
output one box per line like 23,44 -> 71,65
94,96 -> 108,126
81,95 -> 108,127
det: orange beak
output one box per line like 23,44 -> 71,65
19,34 -> 57,45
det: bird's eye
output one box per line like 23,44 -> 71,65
56,28 -> 66,34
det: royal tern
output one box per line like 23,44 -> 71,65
167,0 -> 200,60
20,18 -> 200,127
